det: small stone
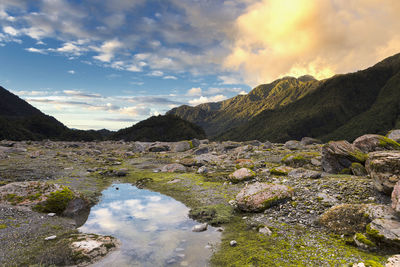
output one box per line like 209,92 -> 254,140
197,166 -> 208,174
230,240 -> 237,247
192,223 -> 208,232
47,213 -> 56,217
259,226 -> 272,236
45,235 -> 57,241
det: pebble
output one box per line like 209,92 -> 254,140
44,235 -> 57,241
192,223 -> 208,232
47,213 -> 56,217
230,240 -> 237,247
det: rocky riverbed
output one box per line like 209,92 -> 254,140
1,131 -> 400,266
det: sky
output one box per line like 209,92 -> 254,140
0,0 -> 399,130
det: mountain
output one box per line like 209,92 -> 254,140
219,53 -> 400,142
0,86 -> 112,141
167,75 -> 321,137
110,114 -> 206,142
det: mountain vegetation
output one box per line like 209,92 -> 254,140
110,114 -> 206,141
169,53 -> 400,142
168,75 -> 321,137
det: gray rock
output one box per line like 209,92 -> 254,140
387,130 -> 400,143
263,141 -> 273,149
366,151 -> 400,194
193,147 -> 209,155
288,168 -> 321,179
353,134 -> 400,153
258,226 -> 272,235
350,163 -> 368,176
236,182 -> 293,212
300,137 -> 322,146
284,140 -> 303,150
197,166 -> 208,174
161,163 -> 187,173
191,139 -> 200,148
368,218 -> 400,245
148,144 -> 170,152
321,141 -> 367,174
392,181 -> 400,213
192,223 -> 208,232
45,235 -> 57,241
172,141 -> 192,152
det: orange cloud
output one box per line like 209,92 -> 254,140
224,0 -> 400,86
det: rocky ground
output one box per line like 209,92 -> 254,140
0,130 -> 400,266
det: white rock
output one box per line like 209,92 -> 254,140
47,213 -> 56,217
230,240 -> 237,247
45,235 -> 57,241
192,223 -> 208,232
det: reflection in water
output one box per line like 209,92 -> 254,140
79,183 -> 220,267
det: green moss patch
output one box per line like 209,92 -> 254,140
189,204 -> 234,226
33,187 -> 75,214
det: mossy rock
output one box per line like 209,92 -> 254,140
33,187 -> 75,214
189,204 -> 234,226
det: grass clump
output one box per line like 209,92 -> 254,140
189,204 -> 234,226
0,224 -> 7,229
33,187 -> 74,214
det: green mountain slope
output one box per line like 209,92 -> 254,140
167,75 -> 321,137
219,53 -> 400,142
0,86 -> 113,141
110,114 -> 206,141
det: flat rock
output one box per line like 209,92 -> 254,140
288,168 -> 321,179
172,141 -> 192,152
229,168 -> 255,182
284,140 -> 303,150
192,223 -> 208,232
368,219 -> 400,245
366,151 -> 400,194
300,137 -> 322,146
236,182 -> 293,212
161,163 -> 186,173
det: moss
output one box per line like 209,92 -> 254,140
28,192 -> 42,201
189,204 -> 234,226
364,260 -> 385,267
378,136 -> 400,150
355,233 -> 376,247
366,223 -> 384,240
188,140 -> 194,149
349,151 -> 368,163
340,168 -> 351,175
0,224 -> 7,229
33,187 -> 75,214
270,168 -> 288,176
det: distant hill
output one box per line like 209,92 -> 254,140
167,75 -> 321,137
110,114 -> 206,141
218,53 -> 400,142
0,86 -> 112,141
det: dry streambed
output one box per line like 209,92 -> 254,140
0,134 -> 399,266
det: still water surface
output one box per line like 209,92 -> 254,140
79,183 -> 220,267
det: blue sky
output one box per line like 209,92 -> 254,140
0,0 -> 399,130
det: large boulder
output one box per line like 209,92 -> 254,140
229,168 -> 255,183
284,140 -> 303,150
300,137 -> 322,146
321,141 -> 367,174
353,134 -> 400,153
235,182 -> 293,212
367,219 -> 400,246
172,141 -> 192,152
387,130 -> 400,143
366,151 -> 400,194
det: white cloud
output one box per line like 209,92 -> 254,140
188,94 -> 227,106
119,106 -> 151,116
187,87 -> 202,96
218,75 -> 243,85
205,87 -> 243,95
68,70 -> 75,74
93,39 -> 124,63
148,70 -> 164,77
163,75 -> 177,80
25,47 -> 47,54
3,26 -> 19,36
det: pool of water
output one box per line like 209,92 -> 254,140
79,183 -> 221,267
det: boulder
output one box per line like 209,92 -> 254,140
353,134 -> 400,153
386,255 -> 400,267
300,137 -> 322,146
367,219 -> 400,246
191,139 -> 200,148
229,168 -> 255,183
387,130 -> 400,142
235,182 -> 293,212
321,141 -> 367,174
192,223 -> 208,232
172,141 -> 192,152
161,163 -> 186,173
270,166 -> 293,176
281,153 -> 313,167
284,140 -> 303,150
193,146 -> 209,155
319,204 -> 370,234
148,144 -> 170,152
366,151 -> 400,194
263,141 -> 273,149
